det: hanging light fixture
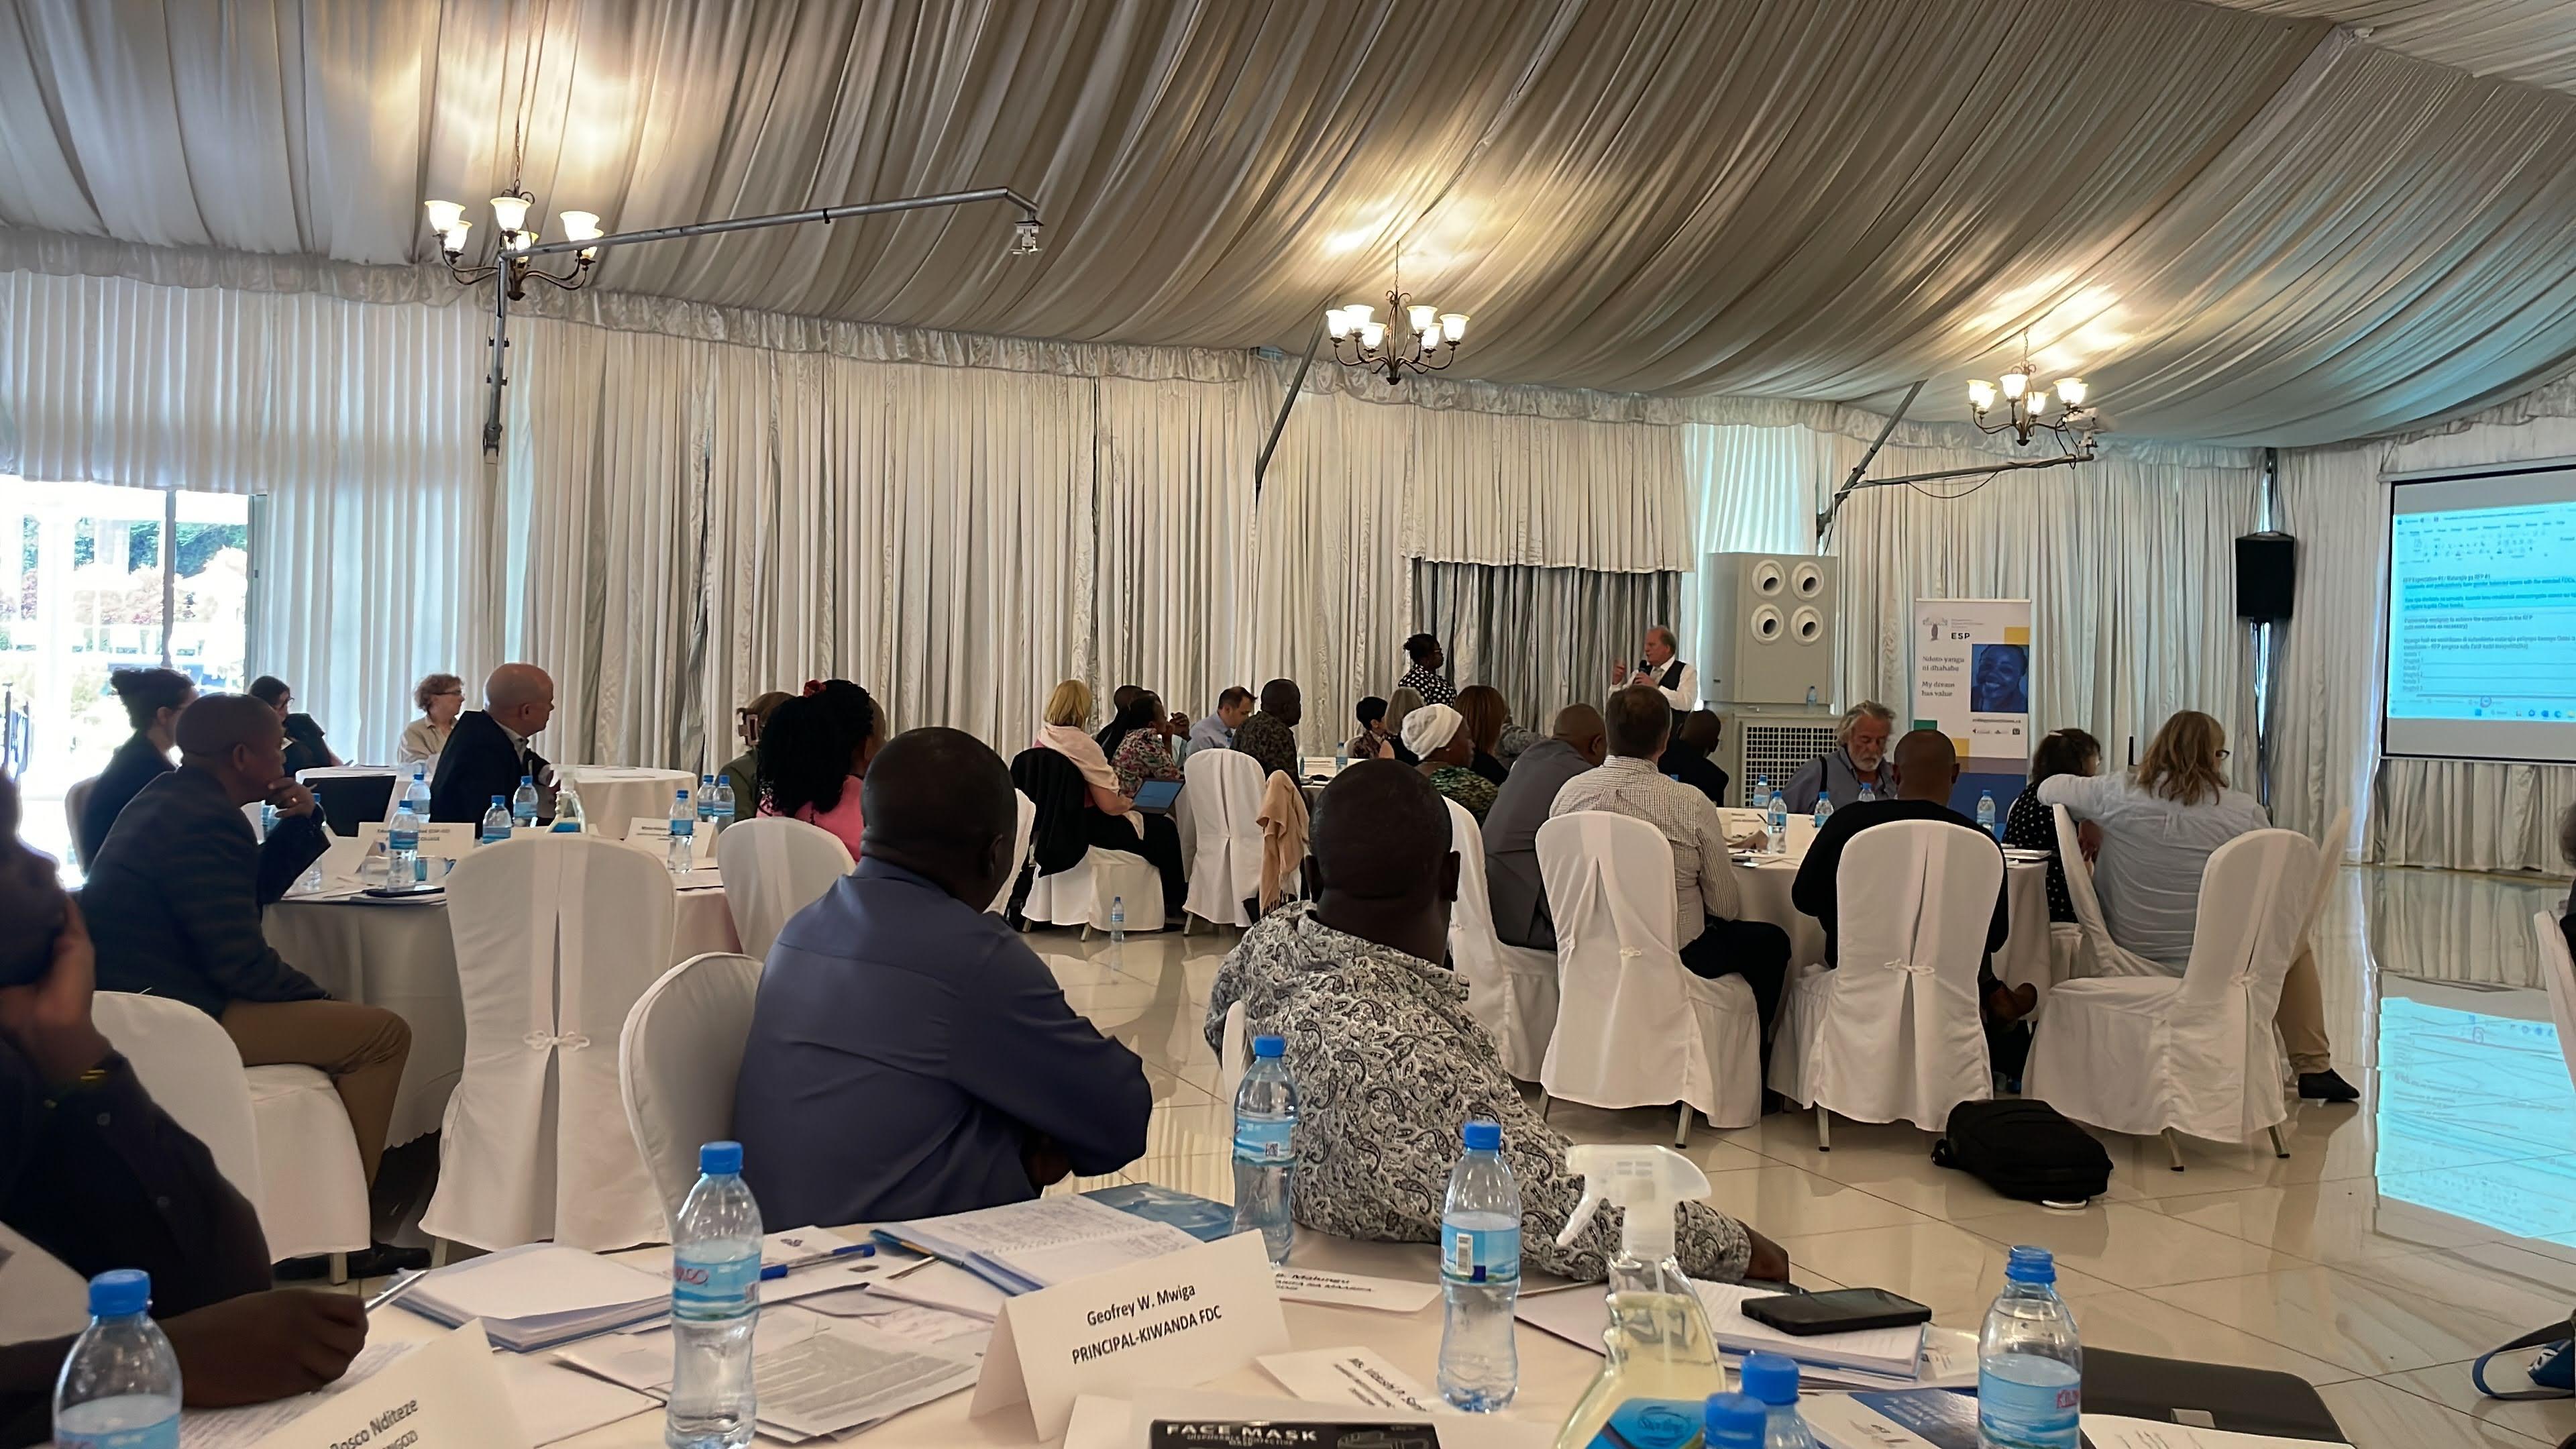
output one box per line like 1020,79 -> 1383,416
423,187 -> 602,300
1967,333 -> 2099,449
1326,264 -> 1469,384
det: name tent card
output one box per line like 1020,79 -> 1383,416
969,1230 -> 1289,1439
246,1322 -> 531,1449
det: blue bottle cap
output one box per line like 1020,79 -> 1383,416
490,795 -> 505,805
1461,1119 -> 1501,1151
1251,1034 -> 1285,1059
2005,1244 -> 2057,1284
1703,1392 -> 1768,1447
88,1269 -> 150,1318
1739,1352 -> 1800,1405
701,774 -> 714,784
520,774 -> 533,784
700,1140 -> 743,1175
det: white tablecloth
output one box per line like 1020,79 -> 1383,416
1731,853 -> 2053,990
561,766 -> 697,837
266,878 -> 739,1146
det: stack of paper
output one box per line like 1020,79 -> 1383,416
1082,1183 -> 1238,1242
1697,1282 -> 1927,1379
399,1243 -> 672,1351
555,1304 -> 978,1442
885,1195 -> 1208,1295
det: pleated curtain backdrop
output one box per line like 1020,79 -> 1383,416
1409,561 -> 1681,735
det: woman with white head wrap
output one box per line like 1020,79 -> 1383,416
1403,702 -> 1497,822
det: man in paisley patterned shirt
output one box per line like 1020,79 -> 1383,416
1205,761 -> 1786,1283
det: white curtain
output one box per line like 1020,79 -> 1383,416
1677,423 -> 1837,683
1409,561 -> 1681,737
0,270 -> 498,765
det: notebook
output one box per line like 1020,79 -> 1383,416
395,1243 -> 670,1351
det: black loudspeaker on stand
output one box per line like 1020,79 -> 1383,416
2235,533 -> 2296,621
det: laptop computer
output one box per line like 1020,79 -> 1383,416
1131,778 -> 1183,815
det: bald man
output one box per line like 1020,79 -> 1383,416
1482,703 -> 1607,950
82,695 -> 417,1210
429,663 -> 557,824
1205,761 -> 1788,1283
1790,730 -> 2035,1026
731,728 -> 1150,1224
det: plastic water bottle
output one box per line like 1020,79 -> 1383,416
1738,1354 -> 1820,1448
1858,782 -> 1877,804
1232,1034 -> 1298,1266
1108,895 -> 1126,946
52,1269 -> 180,1449
667,789 -> 696,874
708,775 -> 736,835
480,795 -> 513,845
1812,797 -> 1833,829
1978,1246 -> 2082,1449
1977,790 -> 2000,841
668,1141 -> 761,1449
697,776 -> 716,823
512,773 -> 540,830
386,796 -> 423,888
1704,1392 -> 1768,1449
1438,1119 -> 1521,1411
1765,788 -> 1788,855
551,784 -> 586,833
403,763 -> 431,818
1750,775 -> 1770,812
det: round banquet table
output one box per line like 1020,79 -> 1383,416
1730,852 -> 2055,993
559,765 -> 698,837
264,870 -> 740,1146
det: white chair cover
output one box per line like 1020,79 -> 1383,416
1220,1000 -> 1250,1109
717,816 -> 853,961
1182,749 -> 1265,928
90,992 -> 370,1260
1536,812 -> 1762,1129
1443,799 -> 1558,1080
63,775 -> 97,865
2054,804 -> 2169,979
988,790 -> 1036,914
2533,911 -> 2576,1096
1022,844 -> 1167,932
2025,829 -> 2317,1144
424,833 -> 676,1252
1769,820 -> 2000,1130
0,1223 -> 87,1345
2289,807 -> 2352,963
619,952 -> 763,1221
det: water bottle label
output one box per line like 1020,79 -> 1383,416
1440,1222 -> 1521,1285
55,1414 -> 178,1449
1232,1117 -> 1295,1163
388,828 -> 419,851
673,1250 -> 759,1311
1978,1360 -> 2081,1448
1580,1399 -> 1706,1449
671,819 -> 694,837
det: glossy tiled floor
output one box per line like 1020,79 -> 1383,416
1028,867 -> 2576,1449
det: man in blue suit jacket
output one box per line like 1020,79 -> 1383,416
732,727 -> 1152,1226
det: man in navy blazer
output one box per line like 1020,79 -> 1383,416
429,663 -> 557,824
731,728 -> 1152,1226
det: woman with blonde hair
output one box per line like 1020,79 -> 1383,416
396,673 -> 466,767
1383,686 -> 1424,765
2036,710 -> 2263,969
1036,679 -> 1185,914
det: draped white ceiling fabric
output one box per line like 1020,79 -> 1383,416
4,0 -> 2576,444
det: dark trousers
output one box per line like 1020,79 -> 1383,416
1678,917 -> 1792,1030
1080,807 -> 1187,914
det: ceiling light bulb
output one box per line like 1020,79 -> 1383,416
1326,309 -> 1350,339
490,194 -> 531,231
425,199 -> 465,234
1345,305 -> 1374,328
1440,313 -> 1467,341
441,221 -> 472,254
1969,379 -> 1996,411
2055,376 -> 2087,407
1407,304 -> 1437,333
1359,321 -> 1386,350
2029,389 -> 2051,415
1421,328 -> 1442,350
559,210 -> 600,243
2000,370 -> 2027,401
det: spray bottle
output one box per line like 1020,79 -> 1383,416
1551,1144 -> 1730,1449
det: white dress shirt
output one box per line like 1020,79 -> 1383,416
2038,771 -> 2270,971
1549,754 -> 1741,947
1187,714 -> 1237,754
1629,659 -> 1699,711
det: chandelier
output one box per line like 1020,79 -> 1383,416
425,189 -> 603,299
1968,339 -> 2096,449
1324,268 -> 1468,384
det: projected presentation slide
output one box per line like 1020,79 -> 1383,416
2383,462 -> 2576,762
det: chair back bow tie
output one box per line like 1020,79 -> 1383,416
522,1030 -> 592,1051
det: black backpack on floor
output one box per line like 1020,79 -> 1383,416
1932,1099 -> 2112,1204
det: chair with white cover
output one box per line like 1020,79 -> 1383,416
1444,799 -> 1558,1080
0,1224 -> 87,1345
89,992 -> 371,1268
2024,828 -> 2318,1166
2532,911 -> 2576,1096
424,833 -> 675,1251
2054,804 -> 2167,979
62,776 -> 97,867
718,816 -> 853,961
1022,845 -> 1167,935
1220,1000 -> 1250,1108
1181,749 -> 1265,930
1769,821 -> 2002,1144
986,790 -> 1036,914
619,952 -> 763,1220
1536,812 -> 1763,1140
